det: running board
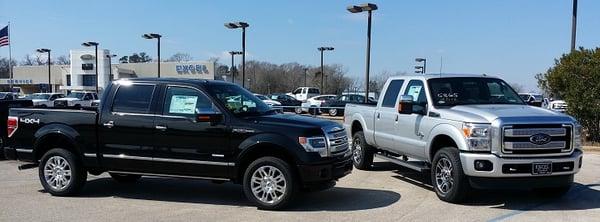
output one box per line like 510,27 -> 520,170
374,153 -> 430,172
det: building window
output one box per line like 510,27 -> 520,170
66,75 -> 71,86
82,63 -> 94,70
82,75 -> 96,86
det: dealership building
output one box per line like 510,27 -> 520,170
0,49 -> 216,94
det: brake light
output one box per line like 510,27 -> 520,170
7,116 -> 18,138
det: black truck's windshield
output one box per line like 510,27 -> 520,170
428,77 -> 524,107
206,84 -> 274,117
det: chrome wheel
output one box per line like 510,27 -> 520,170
352,138 -> 363,164
435,157 -> 454,194
250,165 -> 287,205
43,156 -> 72,191
329,109 -> 338,116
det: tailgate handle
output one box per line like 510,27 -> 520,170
103,121 -> 114,128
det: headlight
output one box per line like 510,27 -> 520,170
299,136 -> 328,157
462,123 -> 491,151
574,121 -> 583,149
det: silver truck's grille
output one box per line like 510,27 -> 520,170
327,129 -> 349,156
502,124 -> 572,155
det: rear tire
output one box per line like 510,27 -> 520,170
243,157 -> 298,210
328,108 -> 338,116
352,131 -> 374,170
431,147 -> 470,203
294,107 -> 303,114
109,173 -> 142,183
39,148 -> 87,196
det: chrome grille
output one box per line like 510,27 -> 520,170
327,128 -> 349,156
502,124 -> 572,156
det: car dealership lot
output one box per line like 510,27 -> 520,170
1,154 -> 599,222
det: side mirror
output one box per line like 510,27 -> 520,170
398,95 -> 414,114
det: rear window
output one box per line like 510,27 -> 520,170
308,88 -> 319,94
112,84 -> 156,113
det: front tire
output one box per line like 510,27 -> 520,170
431,147 -> 470,203
39,148 -> 87,196
109,173 -> 142,183
243,157 -> 298,210
352,131 -> 374,170
328,108 -> 338,116
294,107 -> 303,114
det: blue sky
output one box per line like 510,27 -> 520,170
0,0 -> 599,91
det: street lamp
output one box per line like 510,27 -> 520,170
229,51 -> 243,83
318,47 -> 334,93
414,66 -> 424,74
142,33 -> 162,77
415,58 -> 427,74
36,48 -> 51,92
347,3 -> 378,103
571,0 -> 578,51
106,54 -> 116,81
81,41 -> 99,94
225,22 -> 249,88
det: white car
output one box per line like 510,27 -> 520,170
300,94 -> 337,113
29,93 -> 65,107
287,87 -> 320,101
54,91 -> 98,108
254,94 -> 281,107
543,98 -> 568,113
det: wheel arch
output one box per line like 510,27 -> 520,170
426,124 -> 467,162
33,124 -> 82,161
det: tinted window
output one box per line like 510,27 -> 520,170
308,88 -> 319,94
428,78 -> 523,107
381,80 -> 404,108
403,80 -> 428,114
163,86 -> 218,116
82,75 -> 96,86
112,84 -> 156,113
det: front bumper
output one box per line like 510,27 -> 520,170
460,149 -> 583,178
297,151 -> 353,183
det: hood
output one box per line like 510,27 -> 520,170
437,104 -> 570,123
56,98 -> 80,101
246,114 -> 339,130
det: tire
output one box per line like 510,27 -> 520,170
109,173 -> 142,183
352,131 -> 374,170
431,147 -> 470,203
40,105 -> 47,108
534,185 -> 572,198
243,157 -> 298,210
328,108 -> 338,116
38,148 -> 87,196
294,107 -> 303,114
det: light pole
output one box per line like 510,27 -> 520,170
318,47 -> 334,93
229,51 -> 242,83
303,68 -> 308,86
347,3 -> 378,103
415,58 -> 427,74
571,0 -> 578,51
142,33 -> 162,77
81,41 -> 99,94
36,48 -> 51,92
225,22 -> 249,88
106,54 -> 116,81
414,66 -> 424,74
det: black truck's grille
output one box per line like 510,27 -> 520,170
502,124 -> 572,156
327,129 -> 349,156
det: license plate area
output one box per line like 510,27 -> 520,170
532,162 -> 552,175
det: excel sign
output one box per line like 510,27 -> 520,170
176,64 -> 209,75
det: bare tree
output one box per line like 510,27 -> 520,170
55,55 -> 70,65
21,54 -> 46,66
0,57 -> 17,78
167,53 -> 193,62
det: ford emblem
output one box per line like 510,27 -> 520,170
530,133 -> 552,145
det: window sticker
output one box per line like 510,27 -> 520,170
436,92 -> 459,104
169,95 -> 198,114
407,86 -> 422,101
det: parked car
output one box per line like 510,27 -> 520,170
519,93 -> 544,107
300,94 -> 338,114
0,92 -> 18,101
543,98 -> 568,113
321,94 -> 376,116
344,74 -> 583,203
254,94 -> 281,107
54,91 -> 98,108
268,94 -> 302,113
3,78 -> 352,210
287,87 -> 320,101
28,93 -> 65,108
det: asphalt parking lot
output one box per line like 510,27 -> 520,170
1,154 -> 599,222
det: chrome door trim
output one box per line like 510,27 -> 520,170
108,171 -> 230,181
102,154 -> 235,166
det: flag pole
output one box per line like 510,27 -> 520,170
8,21 -> 13,91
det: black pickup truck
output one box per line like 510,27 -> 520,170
3,78 -> 352,210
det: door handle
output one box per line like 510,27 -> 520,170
376,112 -> 381,119
395,115 -> 399,122
103,121 -> 114,128
155,125 -> 167,131
416,132 -> 424,137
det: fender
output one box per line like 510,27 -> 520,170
348,112 -> 375,145
425,123 -> 468,162
236,132 -> 305,164
32,123 -> 82,159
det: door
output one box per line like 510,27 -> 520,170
153,85 -> 230,178
98,83 -> 158,171
373,79 -> 404,149
394,80 -> 429,158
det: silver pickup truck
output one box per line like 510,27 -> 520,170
344,74 -> 583,203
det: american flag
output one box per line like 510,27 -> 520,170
0,25 -> 9,47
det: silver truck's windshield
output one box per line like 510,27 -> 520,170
206,84 -> 274,117
428,77 -> 524,107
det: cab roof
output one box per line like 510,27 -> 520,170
387,73 -> 500,81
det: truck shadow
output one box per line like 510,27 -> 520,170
384,162 -> 600,211
57,176 -> 400,211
